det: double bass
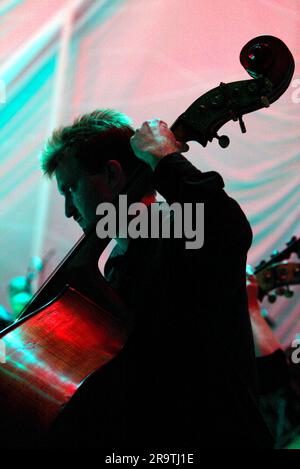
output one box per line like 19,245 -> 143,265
0,36 -> 295,447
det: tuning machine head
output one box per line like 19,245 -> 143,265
275,286 -> 294,298
215,134 -> 230,148
284,287 -> 294,298
268,293 -> 277,303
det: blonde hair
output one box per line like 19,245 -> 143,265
40,109 -> 154,193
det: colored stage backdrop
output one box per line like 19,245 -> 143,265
0,0 -> 299,347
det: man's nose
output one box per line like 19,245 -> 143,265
65,194 -> 76,218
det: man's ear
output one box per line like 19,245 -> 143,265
105,160 -> 124,189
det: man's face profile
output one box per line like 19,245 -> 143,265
55,155 -> 116,233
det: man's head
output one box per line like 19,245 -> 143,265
40,109 -> 154,233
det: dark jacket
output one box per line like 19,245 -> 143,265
49,153 -> 274,448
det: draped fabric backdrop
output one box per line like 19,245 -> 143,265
0,0 -> 299,347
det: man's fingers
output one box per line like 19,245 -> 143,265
159,120 -> 168,127
141,119 -> 167,128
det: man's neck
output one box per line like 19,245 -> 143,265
113,192 -> 157,253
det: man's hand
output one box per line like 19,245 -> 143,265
246,265 -> 263,319
246,265 -> 283,356
130,119 -> 189,171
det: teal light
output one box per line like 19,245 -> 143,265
0,0 -> 23,17
0,55 -> 57,129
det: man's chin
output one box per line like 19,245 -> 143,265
75,217 -> 86,232
76,217 -> 96,234
82,222 -> 95,235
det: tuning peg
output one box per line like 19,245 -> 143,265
238,116 -> 247,133
268,293 -> 277,303
276,287 -> 286,296
215,134 -> 230,148
261,96 -> 270,108
284,287 -> 294,298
